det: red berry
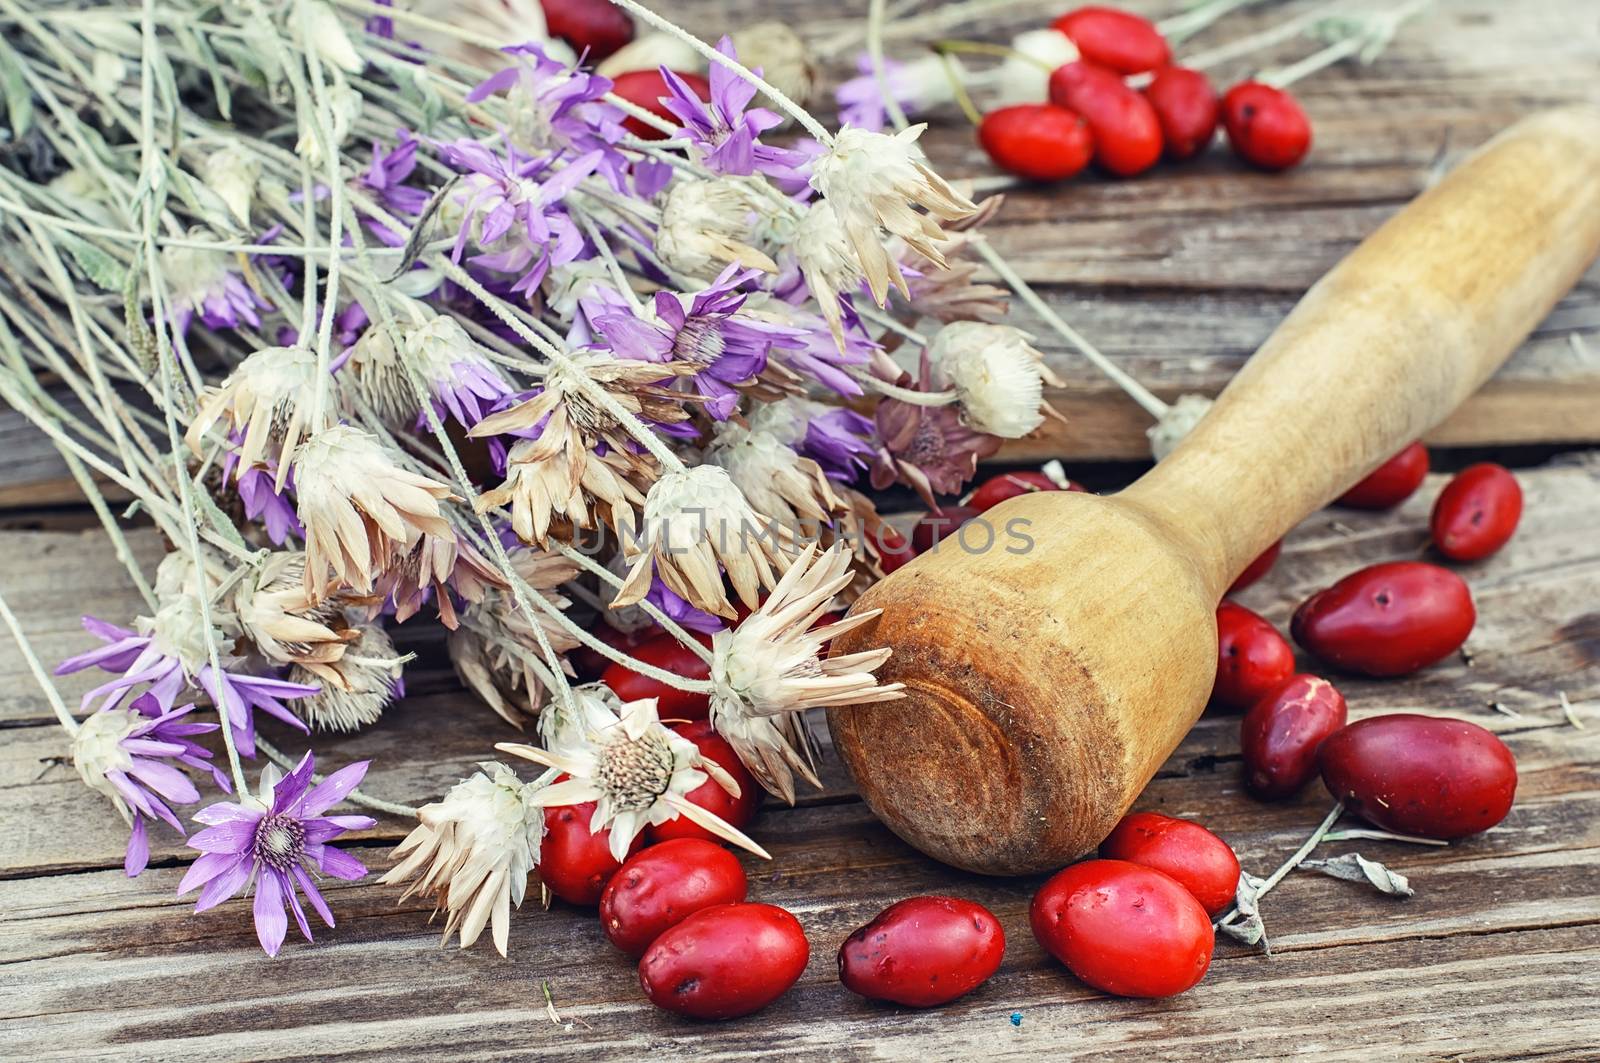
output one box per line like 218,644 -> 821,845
541,802 -> 641,905
876,524 -> 917,574
611,69 -> 708,140
910,506 -> 981,554
966,470 -> 1086,512
1030,859 -> 1214,998
1213,601 -> 1296,712
1430,463 -> 1523,561
1240,674 -> 1348,800
600,839 -> 748,956
1144,66 -> 1219,161
646,721 -> 760,845
1052,6 -> 1171,75
978,104 -> 1095,182
1048,61 -> 1163,177
1320,714 -> 1517,839
539,0 -> 635,61
571,622 -> 656,682
600,630 -> 713,721
1098,812 -> 1240,917
638,903 -> 810,1019
1337,441 -> 1430,510
1228,539 -> 1282,595
838,896 -> 1006,1007
1291,562 -> 1475,677
1222,81 -> 1312,170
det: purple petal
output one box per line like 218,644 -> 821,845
284,878 -> 314,942
188,819 -> 259,854
271,752 -> 317,814
193,801 -> 262,826
126,758 -> 201,805
298,761 -> 371,817
178,850 -> 245,896
316,845 -> 368,881
292,864 -> 337,928
124,815 -> 149,877
254,870 -> 288,956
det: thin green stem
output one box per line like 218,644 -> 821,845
0,586 -> 80,735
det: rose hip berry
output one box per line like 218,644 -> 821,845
967,470 -> 1085,512
1228,539 -> 1282,595
978,104 -> 1094,182
838,896 -> 1006,1007
571,623 -> 656,681
1291,562 -> 1475,677
1098,812 -> 1240,917
1048,61 -> 1164,177
1430,463 -> 1523,561
541,801 -> 641,905
1213,601 -> 1296,711
1052,7 -> 1172,75
1144,66 -> 1220,161
600,839 -> 749,956
1222,81 -> 1312,171
1337,441 -> 1430,510
1030,859 -> 1214,998
612,69 -> 708,140
646,721 -> 760,844
1241,674 -> 1348,800
601,630 -> 713,720
639,902 -> 810,1019
539,0 -> 635,61
1319,714 -> 1517,839
876,524 -> 917,574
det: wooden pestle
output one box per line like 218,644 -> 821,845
828,107 -> 1600,876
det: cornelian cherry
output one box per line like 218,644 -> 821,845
611,69 -> 708,140
966,470 -> 1085,512
1099,812 -> 1240,917
1213,602 -> 1295,712
1144,66 -> 1220,161
646,721 -> 760,844
1222,81 -> 1312,170
1048,61 -> 1163,177
978,104 -> 1094,182
1337,441 -> 1429,510
539,0 -> 634,61
1228,539 -> 1282,594
541,801 -> 642,905
600,630 -> 713,720
1430,463 -> 1523,561
1052,7 -> 1171,75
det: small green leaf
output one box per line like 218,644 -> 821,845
0,36 -> 35,140
58,233 -> 128,293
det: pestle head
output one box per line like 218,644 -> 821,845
828,491 -> 1219,875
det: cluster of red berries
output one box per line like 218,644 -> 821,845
979,6 -> 1312,182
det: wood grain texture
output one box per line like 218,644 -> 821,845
3,461 -> 1600,1059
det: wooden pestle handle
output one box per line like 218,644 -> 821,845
1123,105 -> 1600,598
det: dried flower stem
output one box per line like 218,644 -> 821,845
0,586 -> 79,735
255,735 -> 420,817
1217,802 -> 1345,928
867,0 -> 910,131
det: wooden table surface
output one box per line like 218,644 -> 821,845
4,1 -> 1600,1060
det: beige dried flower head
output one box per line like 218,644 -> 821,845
1148,393 -> 1215,462
927,321 -> 1064,439
993,29 -> 1080,106
379,761 -> 547,957
292,425 -> 458,599
377,533 -> 506,629
793,200 -> 864,349
185,345 -> 324,481
614,465 -> 791,619
235,551 -> 358,670
656,177 -> 777,277
478,438 -> 649,549
893,197 -> 1009,324
538,681 -> 624,757
710,544 -> 904,803
730,22 -> 815,116
810,125 -> 978,306
542,259 -> 613,322
286,621 -> 405,732
449,550 -> 582,728
200,142 -> 261,226
704,419 -> 838,527
498,697 -> 769,861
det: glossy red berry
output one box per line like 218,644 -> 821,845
838,896 -> 1006,1007
1052,7 -> 1171,75
611,69 -> 708,140
1048,61 -> 1164,177
1098,812 -> 1240,917
639,903 -> 810,1019
966,470 -> 1086,512
1291,562 -> 1475,677
876,524 -> 917,574
600,630 -> 713,721
1430,463 -> 1523,561
600,839 -> 748,956
539,0 -> 635,61
646,721 -> 760,845
1144,66 -> 1219,161
571,623 -> 657,682
978,104 -> 1095,182
541,802 -> 641,906
1213,601 -> 1296,712
1222,81 -> 1312,170
1241,674 -> 1348,800
1337,441 -> 1430,510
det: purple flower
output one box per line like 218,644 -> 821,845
55,615 -> 317,756
178,753 -> 375,957
468,45 -> 630,187
444,140 -> 600,298
595,266 -> 800,419
162,246 -> 268,335
72,692 -> 230,876
646,578 -> 724,635
660,39 -> 808,181
770,316 -> 878,398
802,408 -> 877,482
357,134 -> 430,244
835,54 -> 917,134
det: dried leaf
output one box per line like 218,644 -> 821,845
386,175 -> 459,281
1218,912 -> 1269,950
58,233 -> 128,293
1303,853 -> 1414,897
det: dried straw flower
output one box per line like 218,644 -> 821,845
793,199 -> 864,348
656,177 -> 778,277
285,622 -> 406,732
703,419 -> 839,527
613,465 -> 791,619
927,321 -> 1062,439
234,551 -> 357,670
710,544 -> 903,802
292,425 -> 458,599
379,761 -> 547,956
729,22 -> 815,114
497,697 -> 768,860
1147,393 -> 1215,462
377,533 -> 506,629
185,345 -> 323,480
